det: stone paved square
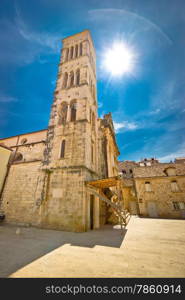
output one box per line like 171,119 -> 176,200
0,216 -> 185,278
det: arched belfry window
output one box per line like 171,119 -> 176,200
69,71 -> 74,87
60,140 -> 66,158
70,46 -> 74,59
58,102 -> 68,125
62,72 -> 68,89
80,42 -> 83,56
75,44 -> 78,58
70,100 -> 77,121
76,69 -> 80,86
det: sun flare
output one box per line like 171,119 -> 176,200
103,42 -> 136,76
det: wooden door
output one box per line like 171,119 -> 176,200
147,202 -> 158,217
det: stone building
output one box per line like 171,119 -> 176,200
0,30 -> 121,232
119,159 -> 185,218
0,145 -> 12,200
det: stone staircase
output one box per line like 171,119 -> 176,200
87,187 -> 130,229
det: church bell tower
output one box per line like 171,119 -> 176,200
42,30 -> 99,231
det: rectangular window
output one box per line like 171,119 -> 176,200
60,140 -> 65,158
70,103 -> 76,121
179,202 -> 185,210
91,143 -> 94,163
172,202 -> 179,210
145,182 -> 152,192
171,181 -> 179,192
91,141 -> 95,164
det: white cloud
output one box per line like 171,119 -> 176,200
99,110 -> 106,119
88,9 -> 172,45
149,108 -> 160,115
158,143 -> 185,162
15,6 -> 61,54
0,94 -> 18,103
98,102 -> 103,108
113,121 -> 138,133
150,80 -> 184,113
18,25 -> 61,53
51,79 -> 56,86
127,133 -> 185,163
0,7 -> 61,67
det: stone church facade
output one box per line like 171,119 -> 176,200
0,30 -> 120,232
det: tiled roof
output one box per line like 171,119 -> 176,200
118,161 -> 138,172
133,163 -> 185,178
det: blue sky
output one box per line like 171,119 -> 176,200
0,0 -> 184,162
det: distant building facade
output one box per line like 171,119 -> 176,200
119,158 -> 185,219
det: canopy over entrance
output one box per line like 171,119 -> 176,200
86,176 -> 121,189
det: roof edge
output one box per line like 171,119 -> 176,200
0,128 -> 48,141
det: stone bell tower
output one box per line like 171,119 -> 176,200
41,30 -> 99,232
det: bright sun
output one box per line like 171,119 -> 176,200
103,42 -> 136,76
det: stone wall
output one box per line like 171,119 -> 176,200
13,142 -> 46,162
121,186 -> 137,211
40,167 -> 100,232
1,161 -> 44,225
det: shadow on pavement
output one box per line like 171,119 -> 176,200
0,224 -> 127,277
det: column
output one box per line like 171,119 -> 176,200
66,104 -> 70,122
